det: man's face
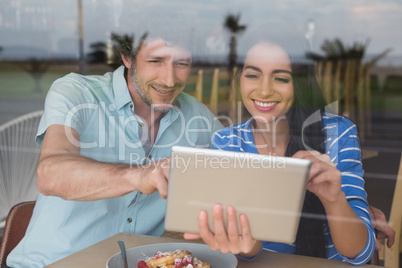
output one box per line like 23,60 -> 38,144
127,38 -> 192,113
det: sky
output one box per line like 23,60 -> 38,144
0,0 -> 401,65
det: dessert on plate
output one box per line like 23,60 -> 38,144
137,249 -> 210,268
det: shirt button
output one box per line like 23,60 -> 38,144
130,104 -> 133,109
127,218 -> 132,223
138,122 -> 144,127
148,155 -> 152,160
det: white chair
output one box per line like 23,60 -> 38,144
0,110 -> 43,228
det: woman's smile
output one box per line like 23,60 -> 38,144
253,100 -> 279,112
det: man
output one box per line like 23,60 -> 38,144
6,36 -> 222,267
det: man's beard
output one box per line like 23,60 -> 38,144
129,66 -> 182,113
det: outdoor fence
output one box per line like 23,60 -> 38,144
315,60 -> 372,142
191,63 -> 372,141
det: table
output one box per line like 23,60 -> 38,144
46,233 -> 380,268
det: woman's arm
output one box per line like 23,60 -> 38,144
292,150 -> 369,258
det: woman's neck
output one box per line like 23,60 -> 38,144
252,118 -> 290,156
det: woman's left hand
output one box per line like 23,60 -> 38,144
184,204 -> 262,257
292,150 -> 343,204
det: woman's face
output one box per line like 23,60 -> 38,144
240,42 -> 294,125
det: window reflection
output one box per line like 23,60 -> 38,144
0,1 -> 401,143
0,1 -> 401,261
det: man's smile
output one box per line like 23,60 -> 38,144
151,85 -> 176,95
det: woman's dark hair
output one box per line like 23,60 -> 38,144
286,62 -> 328,258
233,41 -> 328,258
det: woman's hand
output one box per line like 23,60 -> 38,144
292,150 -> 343,205
184,204 -> 262,258
292,151 -> 369,258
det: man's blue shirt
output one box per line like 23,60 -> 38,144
7,66 -> 222,267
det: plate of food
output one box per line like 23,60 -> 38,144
106,242 -> 238,268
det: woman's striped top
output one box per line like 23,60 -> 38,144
213,113 -> 376,265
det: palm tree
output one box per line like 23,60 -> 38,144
224,13 -> 246,72
87,41 -> 107,64
108,32 -> 148,69
306,38 -> 392,95
306,38 -> 391,68
224,13 -> 246,98
305,38 -> 392,134
21,58 -> 49,93
108,33 -> 134,69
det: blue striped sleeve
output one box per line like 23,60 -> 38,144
324,115 -> 376,265
213,120 -> 254,152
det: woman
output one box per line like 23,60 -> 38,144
184,40 -> 375,265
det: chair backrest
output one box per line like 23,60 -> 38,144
0,201 -> 36,267
0,110 -> 43,224
363,151 -> 402,268
383,154 -> 402,268
368,250 -> 379,265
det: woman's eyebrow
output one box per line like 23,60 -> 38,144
244,65 -> 292,75
272,69 -> 292,75
244,65 -> 262,72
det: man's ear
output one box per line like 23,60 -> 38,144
121,53 -> 132,69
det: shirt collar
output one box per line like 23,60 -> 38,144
113,65 -> 132,110
242,118 -> 253,130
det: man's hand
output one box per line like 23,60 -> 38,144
37,125 -> 172,200
135,158 -> 171,199
369,206 -> 395,250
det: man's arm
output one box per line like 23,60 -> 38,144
37,124 -> 170,201
368,206 -> 396,250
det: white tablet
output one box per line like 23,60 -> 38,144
165,146 -> 311,244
